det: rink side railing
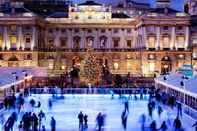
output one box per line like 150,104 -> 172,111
29,87 -> 154,95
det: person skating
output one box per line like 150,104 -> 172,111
121,109 -> 128,130
84,114 -> 88,130
96,112 -> 104,131
50,117 -> 56,131
159,121 -> 167,131
148,101 -> 153,118
150,120 -> 157,131
48,99 -> 53,110
192,121 -> 197,131
124,100 -> 129,112
157,105 -> 163,118
177,102 -> 182,117
32,113 -> 38,131
78,111 -> 84,130
173,116 -> 182,131
38,110 -> 46,131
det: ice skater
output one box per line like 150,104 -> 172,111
96,112 -> 104,131
192,121 -> 197,131
139,114 -> 146,131
38,110 -> 46,131
173,116 -> 182,131
50,117 -> 56,131
148,101 -> 153,118
177,102 -> 182,117
157,105 -> 163,117
78,111 -> 84,131
159,121 -> 167,131
121,109 -> 128,130
124,100 -> 129,112
150,120 -> 157,131
84,114 -> 88,130
48,98 -> 53,110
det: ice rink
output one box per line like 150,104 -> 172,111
1,94 -> 196,131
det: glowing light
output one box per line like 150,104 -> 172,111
114,62 -> 119,70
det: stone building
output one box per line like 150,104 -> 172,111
0,0 -> 195,76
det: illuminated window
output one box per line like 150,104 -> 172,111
114,62 -> 119,70
0,36 -> 3,49
49,62 -> 54,69
177,36 -> 185,48
148,36 -> 155,48
10,36 -> 17,49
127,62 -> 132,70
25,35 -> 31,49
192,39 -> 197,45
149,62 -> 155,72
148,54 -> 156,60
178,54 -> 185,60
162,36 -> 170,48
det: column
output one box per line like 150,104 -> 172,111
31,27 -> 36,50
3,26 -> 7,50
143,27 -> 148,50
156,27 -> 160,50
107,29 -> 111,49
54,29 -> 60,48
68,29 -> 72,49
185,26 -> 189,50
18,26 -> 23,50
4,26 -> 10,50
82,29 -> 86,48
133,29 -> 137,49
171,27 -> 175,50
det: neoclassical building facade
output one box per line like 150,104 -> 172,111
0,0 -> 196,76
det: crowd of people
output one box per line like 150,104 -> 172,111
0,88 -> 196,131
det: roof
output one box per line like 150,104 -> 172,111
23,1 -> 68,17
151,7 -> 180,14
155,73 -> 197,98
127,0 -> 150,7
79,1 -> 102,6
47,12 -> 68,18
112,13 -> 130,18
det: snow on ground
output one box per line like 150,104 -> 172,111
0,94 -> 196,131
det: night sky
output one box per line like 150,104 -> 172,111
72,0 -> 185,11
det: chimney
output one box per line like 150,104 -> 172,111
156,0 -> 170,8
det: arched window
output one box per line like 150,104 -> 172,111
86,36 -> 94,47
100,36 -> 107,48
73,36 -> 81,49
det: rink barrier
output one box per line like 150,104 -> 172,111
183,104 -> 197,120
29,87 -> 154,95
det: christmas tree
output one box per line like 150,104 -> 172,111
83,47 -> 101,85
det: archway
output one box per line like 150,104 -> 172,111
72,56 -> 81,68
8,55 -> 19,67
161,56 -> 172,74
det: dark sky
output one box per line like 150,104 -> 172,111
72,0 -> 184,11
